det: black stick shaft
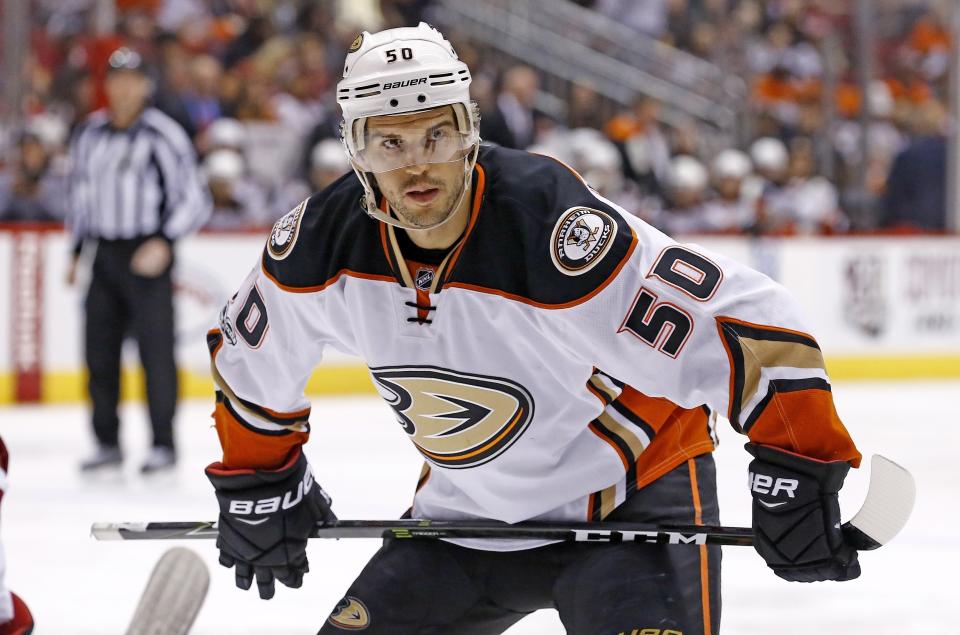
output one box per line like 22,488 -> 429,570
92,519 -> 757,547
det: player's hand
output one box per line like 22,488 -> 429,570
205,448 -> 336,599
745,443 -> 860,582
130,236 -> 171,277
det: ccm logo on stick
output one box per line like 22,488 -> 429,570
749,472 -> 798,497
228,467 -> 315,516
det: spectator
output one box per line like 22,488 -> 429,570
701,149 -> 755,233
744,136 -> 789,221
480,65 -> 540,149
308,139 -> 351,192
655,154 -> 712,236
881,100 -> 948,232
200,117 -> 246,156
567,81 -> 606,131
203,149 -> 271,230
608,96 -> 671,199
183,54 -> 224,133
771,137 -> 847,234
0,129 -> 68,222
271,138 -> 351,219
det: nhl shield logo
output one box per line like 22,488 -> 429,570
550,207 -> 617,276
268,199 -> 307,260
415,267 -> 434,291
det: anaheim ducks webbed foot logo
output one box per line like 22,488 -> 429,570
371,366 -> 535,469
327,596 -> 370,630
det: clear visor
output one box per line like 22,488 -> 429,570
351,107 -> 479,174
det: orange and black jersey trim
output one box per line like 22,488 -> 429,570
207,328 -> 309,470
716,317 -> 860,465
585,370 -> 717,521
261,144 -> 636,307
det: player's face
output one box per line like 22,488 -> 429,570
365,108 -> 470,229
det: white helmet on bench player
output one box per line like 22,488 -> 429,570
337,22 -> 480,229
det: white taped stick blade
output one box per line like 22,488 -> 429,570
847,455 -> 916,548
126,547 -> 210,635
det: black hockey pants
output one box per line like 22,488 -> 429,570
319,453 -> 721,635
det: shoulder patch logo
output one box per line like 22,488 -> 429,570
328,596 -> 370,630
550,207 -> 618,276
267,199 -> 308,260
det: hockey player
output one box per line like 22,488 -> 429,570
0,436 -> 34,635
205,24 -> 862,634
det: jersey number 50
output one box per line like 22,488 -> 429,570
618,247 -> 723,358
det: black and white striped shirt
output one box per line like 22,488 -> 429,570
68,107 -> 211,250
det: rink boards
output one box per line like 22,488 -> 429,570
1,226 -> 959,403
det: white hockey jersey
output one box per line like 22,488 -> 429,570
208,145 -> 859,550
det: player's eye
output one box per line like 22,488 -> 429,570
381,138 -> 402,152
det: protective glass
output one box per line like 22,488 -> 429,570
352,117 -> 478,174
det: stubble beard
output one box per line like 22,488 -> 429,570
392,178 -> 465,229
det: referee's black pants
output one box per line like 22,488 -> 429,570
84,239 -> 177,450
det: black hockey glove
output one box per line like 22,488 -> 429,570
746,443 -> 860,583
205,448 -> 336,599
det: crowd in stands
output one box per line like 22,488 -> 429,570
0,0 -> 954,235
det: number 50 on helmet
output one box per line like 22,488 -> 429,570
336,22 -> 481,226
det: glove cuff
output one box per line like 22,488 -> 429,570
745,443 -> 851,493
206,446 -> 304,490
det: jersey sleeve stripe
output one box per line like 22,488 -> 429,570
208,328 -> 311,430
716,316 -> 826,432
587,420 -> 633,470
741,377 -> 831,433
744,388 -> 861,466
608,399 -> 657,443
588,373 -> 622,404
596,410 -> 648,460
212,394 -> 308,470
218,391 -> 306,436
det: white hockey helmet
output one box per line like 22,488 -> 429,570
337,22 -> 479,228
711,149 -> 752,181
311,138 -> 350,172
668,155 -> 708,192
203,149 -> 244,182
749,137 -> 788,174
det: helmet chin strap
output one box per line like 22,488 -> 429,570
356,145 -> 479,231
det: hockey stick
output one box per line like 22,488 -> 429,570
92,455 -> 915,550
125,547 -> 210,635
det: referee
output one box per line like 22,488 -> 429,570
66,48 -> 211,474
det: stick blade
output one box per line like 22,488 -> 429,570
844,455 -> 916,551
125,547 -> 210,635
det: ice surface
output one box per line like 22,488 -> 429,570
0,380 -> 955,634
